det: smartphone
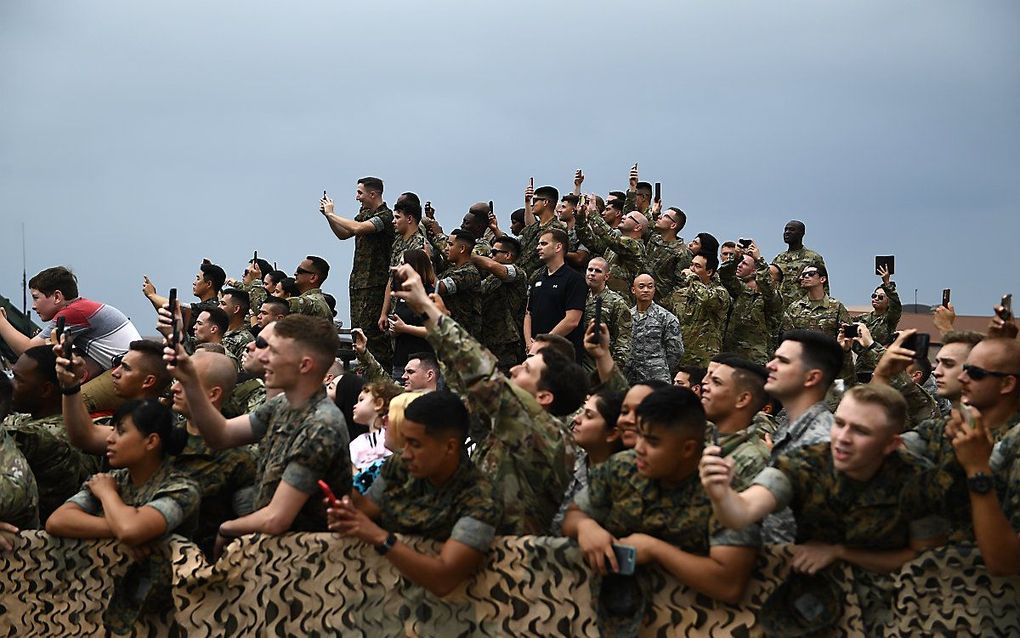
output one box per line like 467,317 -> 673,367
875,255 -> 895,276
612,544 -> 637,576
942,289 -> 951,308
653,182 -> 661,203
999,294 -> 1013,320
167,288 -> 179,350
317,480 -> 340,508
590,297 -> 603,343
738,238 -> 753,248
711,425 -> 720,448
55,316 -> 72,360
843,323 -> 859,338
901,332 -> 931,360
253,250 -> 258,262
323,190 -> 327,198
488,200 -> 494,216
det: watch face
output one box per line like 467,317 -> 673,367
968,473 -> 993,495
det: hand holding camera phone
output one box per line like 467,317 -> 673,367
589,297 -> 603,344
612,544 -> 636,576
997,294 -> 1013,321
842,323 -> 859,339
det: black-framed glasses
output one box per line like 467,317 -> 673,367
962,364 -> 1020,381
872,293 -> 886,300
294,267 -> 315,276
490,249 -> 510,257
255,336 -> 270,349
800,270 -> 819,278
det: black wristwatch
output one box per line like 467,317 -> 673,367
374,532 -> 397,555
967,472 -> 994,495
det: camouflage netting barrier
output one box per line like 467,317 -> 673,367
1,532 -> 1018,636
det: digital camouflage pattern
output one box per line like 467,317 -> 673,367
479,266 -> 527,372
238,279 -> 267,324
389,228 -> 428,270
221,327 -> 254,369
707,422 -> 772,491
0,427 -> 39,530
287,287 -> 333,319
3,412 -> 93,522
857,345 -> 939,428
350,203 -> 395,368
582,287 -> 633,371
771,246 -> 828,303
248,387 -> 352,531
221,377 -> 267,419
437,261 -> 483,337
781,294 -> 851,338
575,208 -> 646,299
516,216 -> 566,278
856,281 -> 902,347
719,256 -> 783,365
993,419 -> 1020,530
425,314 -> 576,535
644,232 -> 693,302
622,302 -> 683,384
369,453 -> 502,551
666,271 -> 729,368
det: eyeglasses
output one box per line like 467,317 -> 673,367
294,267 -> 315,276
111,354 -> 124,368
962,364 -> 1020,381
799,270 -> 819,278
871,294 -> 886,300
255,336 -> 270,349
490,249 -> 510,257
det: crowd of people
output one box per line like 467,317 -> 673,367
0,165 -> 1018,634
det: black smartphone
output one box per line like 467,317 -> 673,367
942,289 -> 951,308
901,332 -> 930,360
843,323 -> 859,338
55,316 -> 72,360
591,297 -> 603,343
253,250 -> 258,262
875,255 -> 895,276
738,238 -> 753,248
167,288 -> 179,350
488,200 -> 494,216
999,294 -> 1013,320
653,182 -> 661,203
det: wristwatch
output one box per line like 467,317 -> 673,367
967,472 -> 993,495
374,532 -> 397,555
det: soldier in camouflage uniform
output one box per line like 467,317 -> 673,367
378,194 -> 430,326
422,201 -> 493,269
719,245 -> 783,365
436,229 -> 483,338
517,186 -> 567,279
856,265 -> 902,347
644,204 -> 693,302
226,257 -> 271,326
781,264 -> 850,338
771,220 -> 828,304
624,274 -> 683,384
142,261 -> 225,338
0,373 -> 38,529
386,264 -> 586,535
472,236 -> 528,373
667,254 -> 729,368
286,256 -> 333,319
574,197 -> 647,300
581,257 -> 633,373
320,178 -> 395,369
328,391 -> 502,596
219,289 -> 255,369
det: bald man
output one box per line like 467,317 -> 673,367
574,199 -> 648,301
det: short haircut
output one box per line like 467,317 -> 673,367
814,264 -> 829,279
358,176 -> 384,194
942,331 -> 984,348
908,356 -> 932,384
252,257 -> 273,276
844,384 -> 908,434
608,190 -> 626,202
770,264 -> 785,284
23,345 -> 58,387
534,333 -> 575,361
779,329 -> 845,388
713,354 -> 769,412
129,339 -> 173,394
222,288 -> 251,316
267,270 -> 288,285
29,266 -> 78,299
678,365 -> 707,385
407,352 -> 440,374
635,385 -> 707,440
721,241 -> 737,250
112,398 -> 188,457
635,181 -> 652,197
561,194 -> 579,207
195,343 -> 227,355
605,199 -> 624,213
306,255 -> 330,282
280,277 -> 300,297
466,203 -> 489,226
273,315 -> 342,372
666,207 -> 687,228
511,208 -> 525,223
404,390 -> 470,443
202,306 -> 230,335
634,378 -> 670,391
200,262 -> 227,291
534,185 -> 559,202
262,296 -> 290,316
536,348 -> 587,416
322,293 -> 337,317
695,232 -> 719,258
494,235 -> 522,258
450,228 -> 477,247
542,228 -> 570,248
395,192 -> 423,222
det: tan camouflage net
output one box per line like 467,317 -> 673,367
0,532 -> 1017,637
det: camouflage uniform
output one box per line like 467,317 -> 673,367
770,246 -> 828,303
221,327 -> 254,370
856,281 -> 902,347
666,271 -> 729,368
437,262 -> 483,338
993,420 -> 1020,529
367,453 -> 502,552
221,377 -> 267,419
287,287 -> 333,319
425,314 -> 576,535
0,427 -> 39,529
67,460 -> 199,633
575,210 -> 646,299
479,266 -> 528,373
174,431 -> 257,553
427,227 -> 492,268
781,294 -> 850,338
644,232 -> 693,302
517,216 -> 566,278
248,387 -> 352,531
390,228 -> 428,270
622,302 -> 683,384
706,422 -> 771,491
350,203 -> 395,369
564,225 -> 590,271
3,413 -> 94,522
582,287 -> 633,372
857,345 -> 938,427
238,279 -> 267,325
188,298 -> 220,337
770,402 -> 833,460
719,256 -> 783,365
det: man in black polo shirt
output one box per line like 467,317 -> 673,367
524,228 -> 586,360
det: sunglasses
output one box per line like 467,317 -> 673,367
294,267 -> 315,276
872,294 -> 886,300
112,354 -> 124,368
255,336 -> 270,349
962,364 -> 1020,381
490,249 -> 510,257
799,271 -> 820,278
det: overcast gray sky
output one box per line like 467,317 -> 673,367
2,1 -> 1018,332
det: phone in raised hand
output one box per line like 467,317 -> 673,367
167,288 -> 179,351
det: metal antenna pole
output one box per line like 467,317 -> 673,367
21,223 -> 28,316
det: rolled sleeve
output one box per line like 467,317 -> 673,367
752,467 -> 793,510
370,216 -> 386,232
572,486 -> 596,518
909,515 -> 949,541
67,488 -> 100,515
248,398 -> 277,440
282,462 -> 319,495
440,276 -> 457,295
365,471 -> 388,503
451,516 -> 496,553
711,521 -> 762,547
147,497 -> 186,534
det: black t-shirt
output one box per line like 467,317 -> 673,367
392,284 -> 435,372
527,263 -> 587,359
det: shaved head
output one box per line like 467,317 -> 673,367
191,350 -> 238,404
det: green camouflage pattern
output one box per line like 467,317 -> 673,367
425,315 -> 576,535
479,266 -> 527,371
438,261 -> 483,337
575,209 -> 646,298
666,272 -> 729,368
237,279 -> 267,324
719,256 -> 783,365
583,287 -> 633,370
770,246 -> 828,303
644,232 -> 693,302
622,302 -> 683,384
351,203 -> 395,291
221,328 -> 254,369
0,427 -> 39,530
222,377 -> 267,419
287,287 -> 333,319
781,294 -> 851,338
993,419 -> 1020,530
390,228 -> 428,269
707,422 -> 771,491
350,285 -> 391,369
856,282 -> 902,347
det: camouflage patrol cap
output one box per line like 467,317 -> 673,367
758,571 -> 843,637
